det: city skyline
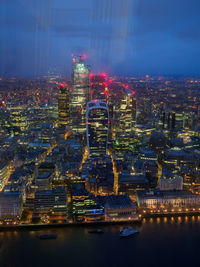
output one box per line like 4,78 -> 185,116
1,1 -> 200,266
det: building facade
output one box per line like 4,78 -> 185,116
58,83 -> 70,128
159,175 -> 183,191
114,93 -> 133,159
0,192 -> 23,222
90,74 -> 108,102
70,56 -> 90,133
136,189 -> 200,215
103,194 -> 138,222
86,100 -> 109,157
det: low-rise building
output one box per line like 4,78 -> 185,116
103,194 -> 138,221
136,189 -> 200,215
159,175 -> 183,190
118,173 -> 149,195
0,161 -> 9,190
71,183 -> 104,221
35,171 -> 54,190
33,186 -> 67,221
0,191 -> 23,222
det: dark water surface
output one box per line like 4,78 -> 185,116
0,216 -> 200,267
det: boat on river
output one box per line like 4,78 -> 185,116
120,227 -> 139,238
88,228 -> 104,234
39,233 -> 57,239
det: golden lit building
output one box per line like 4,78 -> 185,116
58,83 -> 70,128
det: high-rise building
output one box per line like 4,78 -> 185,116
40,123 -> 53,144
10,107 -> 28,136
70,55 -> 90,134
86,100 -> 109,157
198,105 -> 200,119
143,98 -> 152,118
171,113 -> 176,129
90,74 -> 108,102
114,93 -> 133,159
58,83 -> 70,128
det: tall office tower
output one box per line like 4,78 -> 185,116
58,83 -> 70,128
198,105 -> 200,119
114,93 -> 133,159
166,112 -> 171,129
10,108 -> 28,136
162,112 -> 166,129
90,74 -> 108,102
143,98 -> 152,118
70,55 -> 90,134
40,123 -> 53,144
132,96 -> 137,124
86,100 -> 109,157
171,113 -> 176,129
197,105 -> 200,127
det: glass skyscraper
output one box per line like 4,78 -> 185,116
58,83 -> 70,128
70,56 -> 90,134
114,93 -> 133,159
90,74 -> 108,102
86,100 -> 109,157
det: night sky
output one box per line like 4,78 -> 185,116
0,0 -> 200,77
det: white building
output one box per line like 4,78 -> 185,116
159,175 -> 183,191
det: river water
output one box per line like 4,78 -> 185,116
0,216 -> 200,267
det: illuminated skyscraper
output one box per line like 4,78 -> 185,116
58,83 -> 70,128
10,108 -> 28,136
70,55 -> 90,133
90,74 -> 108,102
86,100 -> 109,157
114,93 -> 133,159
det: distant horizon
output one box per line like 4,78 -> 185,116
1,73 -> 200,80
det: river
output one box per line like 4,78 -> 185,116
0,216 -> 199,267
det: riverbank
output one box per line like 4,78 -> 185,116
1,211 -> 200,231
0,218 -> 142,231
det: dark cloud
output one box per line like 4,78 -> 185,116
0,0 -> 200,76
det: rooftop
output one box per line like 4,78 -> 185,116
99,194 -> 136,209
137,189 -> 196,199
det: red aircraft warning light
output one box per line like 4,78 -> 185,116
101,73 -> 107,78
60,83 -> 68,88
